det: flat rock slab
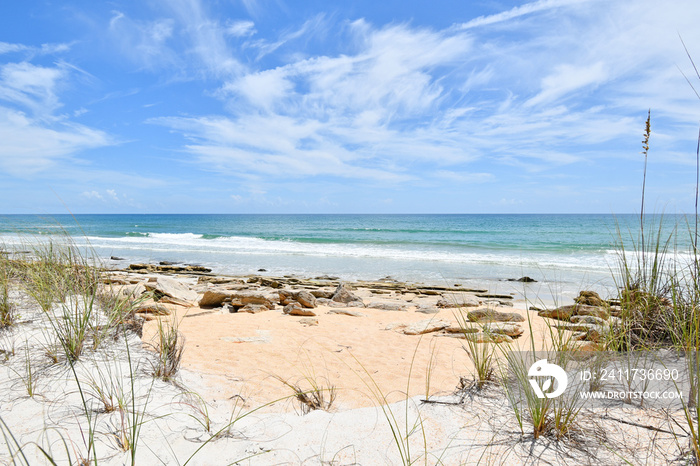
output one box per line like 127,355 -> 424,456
402,319 -> 451,335
444,322 -> 523,336
283,303 -> 317,316
570,315 -> 607,326
327,309 -> 366,317
539,304 -> 609,321
238,303 -> 271,314
437,296 -> 480,308
368,302 -> 408,312
145,276 -> 198,303
467,309 -> 525,323
199,288 -> 233,307
440,332 -> 513,344
299,317 -> 319,326
135,302 -> 171,315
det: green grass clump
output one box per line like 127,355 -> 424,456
152,317 -> 184,381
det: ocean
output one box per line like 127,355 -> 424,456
0,214 -> 690,303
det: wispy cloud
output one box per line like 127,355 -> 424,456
0,106 -> 111,177
0,59 -> 112,177
459,0 -> 594,30
0,41 -> 72,56
226,20 -> 256,37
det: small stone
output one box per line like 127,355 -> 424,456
299,317 -> 318,326
368,302 -> 407,312
415,305 -> 439,314
327,309 -> 366,317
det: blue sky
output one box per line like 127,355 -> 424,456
1,0 -> 699,214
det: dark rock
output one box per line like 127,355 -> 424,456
258,268 -> 267,272
508,276 -> 537,283
110,256 -> 125,261
475,293 -> 514,300
160,261 -> 180,265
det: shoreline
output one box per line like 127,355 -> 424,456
0,257 -> 693,464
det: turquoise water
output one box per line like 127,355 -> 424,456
0,214 -> 691,301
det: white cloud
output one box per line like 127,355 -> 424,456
0,58 -> 113,177
526,62 -> 607,107
0,41 -> 72,56
0,62 -> 65,115
81,190 -> 103,200
150,0 -> 700,200
0,106 -> 111,177
227,20 -> 256,37
460,0 -> 594,30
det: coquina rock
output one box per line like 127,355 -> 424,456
368,302 -> 408,312
331,283 -> 363,305
199,289 -> 233,307
539,304 -> 610,321
402,319 -> 451,335
467,309 -> 525,323
283,303 -> 317,316
238,303 -> 270,314
574,290 -> 608,307
278,290 -> 317,308
144,276 -> 198,304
